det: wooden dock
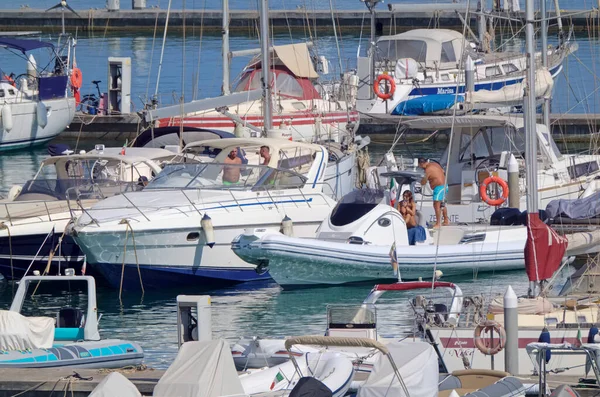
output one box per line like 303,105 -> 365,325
0,8 -> 597,34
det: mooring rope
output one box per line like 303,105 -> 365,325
118,219 -> 145,304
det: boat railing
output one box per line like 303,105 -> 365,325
72,185 -> 331,226
409,292 -> 488,329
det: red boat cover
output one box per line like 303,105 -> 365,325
525,213 -> 568,282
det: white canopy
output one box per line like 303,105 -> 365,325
357,341 -> 438,397
153,340 -> 245,397
89,372 -> 141,397
0,310 -> 54,350
249,42 -> 319,78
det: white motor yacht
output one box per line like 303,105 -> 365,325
0,146 -> 184,278
70,138 -> 340,290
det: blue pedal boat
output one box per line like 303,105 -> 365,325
0,275 -> 143,368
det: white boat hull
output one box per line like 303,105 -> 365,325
0,97 -> 75,151
232,227 -> 527,286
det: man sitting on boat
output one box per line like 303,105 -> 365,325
223,148 -> 242,185
418,157 -> 449,228
400,190 -> 427,245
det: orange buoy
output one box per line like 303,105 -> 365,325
373,74 -> 396,100
480,176 -> 509,206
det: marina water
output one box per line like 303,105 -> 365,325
0,0 -> 593,368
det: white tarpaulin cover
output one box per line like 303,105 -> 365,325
488,296 -> 554,315
89,372 -> 141,397
153,340 -> 245,397
357,341 -> 438,397
0,310 -> 54,350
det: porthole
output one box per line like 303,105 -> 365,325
187,232 -> 200,241
378,218 -> 391,227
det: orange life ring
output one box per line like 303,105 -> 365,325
70,67 -> 82,89
479,176 -> 509,206
473,321 -> 506,356
373,74 -> 396,100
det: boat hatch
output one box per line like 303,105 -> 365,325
326,304 -> 377,339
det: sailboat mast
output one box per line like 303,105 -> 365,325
259,0 -> 273,133
553,0 -> 564,45
222,0 -> 230,95
524,0 -> 538,213
540,0 -> 551,131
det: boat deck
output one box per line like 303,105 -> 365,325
0,367 -> 598,397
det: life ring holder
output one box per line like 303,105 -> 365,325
70,67 -> 83,89
479,176 -> 509,206
373,74 -> 396,100
473,320 -> 506,356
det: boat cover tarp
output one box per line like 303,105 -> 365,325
249,43 -> 319,79
546,191 -> 600,220
153,340 -> 244,397
0,38 -> 54,53
89,372 -> 141,397
357,341 -> 438,397
488,296 -> 554,314
525,213 -> 568,282
392,94 -> 464,116
0,310 -> 54,350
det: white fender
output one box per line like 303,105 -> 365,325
201,213 -> 215,248
281,215 -> 293,237
7,185 -> 22,201
1,105 -> 13,132
37,101 -> 48,128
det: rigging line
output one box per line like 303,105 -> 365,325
328,0 -> 343,80
194,0 -> 207,101
180,0 -> 186,149
145,2 -> 161,101
431,0 -> 473,288
154,0 -> 173,98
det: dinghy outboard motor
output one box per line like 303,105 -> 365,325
289,377 -> 332,397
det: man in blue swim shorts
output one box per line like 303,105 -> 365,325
418,157 -> 449,228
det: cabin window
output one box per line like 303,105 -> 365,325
275,73 -> 304,98
187,232 -> 200,241
7,89 -> 15,95
440,41 -> 456,63
545,317 -> 558,325
578,316 -> 588,323
440,74 -> 450,81
502,63 -> 519,74
377,39 -> 427,63
424,76 -> 433,84
233,72 -> 252,92
567,161 -> 599,179
0,89 -> 4,98
485,66 -> 502,77
378,218 -> 391,227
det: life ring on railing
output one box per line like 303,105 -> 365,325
373,74 -> 396,100
479,176 -> 509,206
473,321 -> 506,356
70,67 -> 83,89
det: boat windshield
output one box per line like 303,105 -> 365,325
330,189 -> 384,227
145,163 -> 307,191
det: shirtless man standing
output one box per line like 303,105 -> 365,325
223,148 -> 242,184
418,157 -> 449,228
260,146 -> 271,166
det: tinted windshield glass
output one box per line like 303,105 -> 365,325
330,189 -> 384,227
146,163 -> 306,190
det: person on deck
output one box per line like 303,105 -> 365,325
223,148 -> 242,185
399,190 -> 417,228
260,146 -> 271,166
418,157 -> 449,228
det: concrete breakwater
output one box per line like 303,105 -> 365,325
0,8 -> 597,33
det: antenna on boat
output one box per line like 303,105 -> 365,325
360,0 -> 381,100
45,0 -> 81,36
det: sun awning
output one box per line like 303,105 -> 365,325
248,42 -> 319,78
0,38 -> 54,52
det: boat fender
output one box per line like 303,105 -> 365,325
588,326 -> 599,343
473,321 -> 506,355
7,185 -> 22,201
538,327 -> 551,363
374,74 -> 396,100
201,213 -> 215,248
1,105 -> 13,132
281,215 -> 294,237
479,176 -> 509,206
37,101 -> 48,129
70,67 -> 83,89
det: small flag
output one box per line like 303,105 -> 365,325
575,328 -> 583,348
269,371 -> 285,390
120,139 -> 128,155
389,177 -> 398,207
389,242 -> 398,276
